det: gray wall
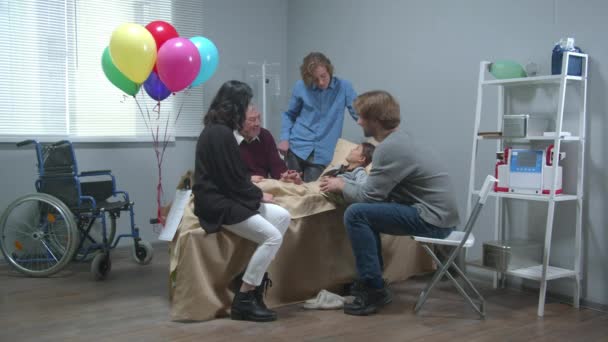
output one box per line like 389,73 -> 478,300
286,0 -> 607,306
202,0 -> 288,137
0,0 -> 288,249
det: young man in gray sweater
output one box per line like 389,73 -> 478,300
320,90 -> 460,316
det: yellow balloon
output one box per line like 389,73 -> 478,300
109,23 -> 157,84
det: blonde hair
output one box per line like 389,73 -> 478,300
300,52 -> 334,88
354,90 -> 401,130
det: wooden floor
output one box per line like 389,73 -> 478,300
1,243 -> 606,342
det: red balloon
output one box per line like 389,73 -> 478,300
145,20 -> 179,72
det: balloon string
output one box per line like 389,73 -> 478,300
159,108 -> 171,166
153,124 -> 164,225
137,90 -> 152,126
174,90 -> 189,124
133,93 -> 167,226
159,91 -> 189,196
153,101 -> 161,119
133,95 -> 152,135
156,163 -> 165,226
138,92 -> 189,226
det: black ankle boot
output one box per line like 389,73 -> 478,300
231,290 -> 277,322
231,272 -> 273,309
230,271 -> 245,293
254,272 -> 273,309
344,281 -> 393,316
345,278 -> 389,298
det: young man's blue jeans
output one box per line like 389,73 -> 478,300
344,202 -> 454,288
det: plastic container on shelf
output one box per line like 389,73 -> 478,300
482,240 -> 542,272
489,60 -> 527,79
551,38 -> 583,76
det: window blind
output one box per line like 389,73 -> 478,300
0,0 -> 205,142
0,0 -> 69,138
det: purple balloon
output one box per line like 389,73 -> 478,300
144,71 -> 171,101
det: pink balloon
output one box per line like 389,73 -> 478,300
156,38 -> 201,92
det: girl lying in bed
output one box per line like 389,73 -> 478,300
257,142 -> 375,210
319,142 -> 375,205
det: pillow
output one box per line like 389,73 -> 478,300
328,138 -> 357,169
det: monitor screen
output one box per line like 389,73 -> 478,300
517,151 -> 538,167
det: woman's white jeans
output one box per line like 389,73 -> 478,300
223,203 -> 291,286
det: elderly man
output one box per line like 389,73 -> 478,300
236,103 -> 301,184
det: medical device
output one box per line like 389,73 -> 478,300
495,145 -> 564,195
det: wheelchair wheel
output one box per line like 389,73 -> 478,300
0,193 -> 78,277
91,251 -> 111,280
132,240 -> 153,265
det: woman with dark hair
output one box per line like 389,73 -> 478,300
193,80 -> 291,322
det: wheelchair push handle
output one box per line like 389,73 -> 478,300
17,139 -> 70,148
16,139 -> 36,147
52,140 -> 71,147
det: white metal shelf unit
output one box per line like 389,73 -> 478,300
476,135 -> 581,141
471,190 -> 578,202
468,260 -> 578,281
466,52 -> 588,317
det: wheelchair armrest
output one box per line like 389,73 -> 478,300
79,195 -> 98,209
113,190 -> 130,202
80,170 -> 113,177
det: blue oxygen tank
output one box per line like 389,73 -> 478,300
551,38 -> 583,76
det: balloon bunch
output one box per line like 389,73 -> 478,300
101,20 -> 219,97
101,20 -> 219,226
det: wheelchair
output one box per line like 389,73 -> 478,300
0,140 -> 153,280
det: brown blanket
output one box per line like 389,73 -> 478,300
254,178 -> 336,218
169,197 -> 432,321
